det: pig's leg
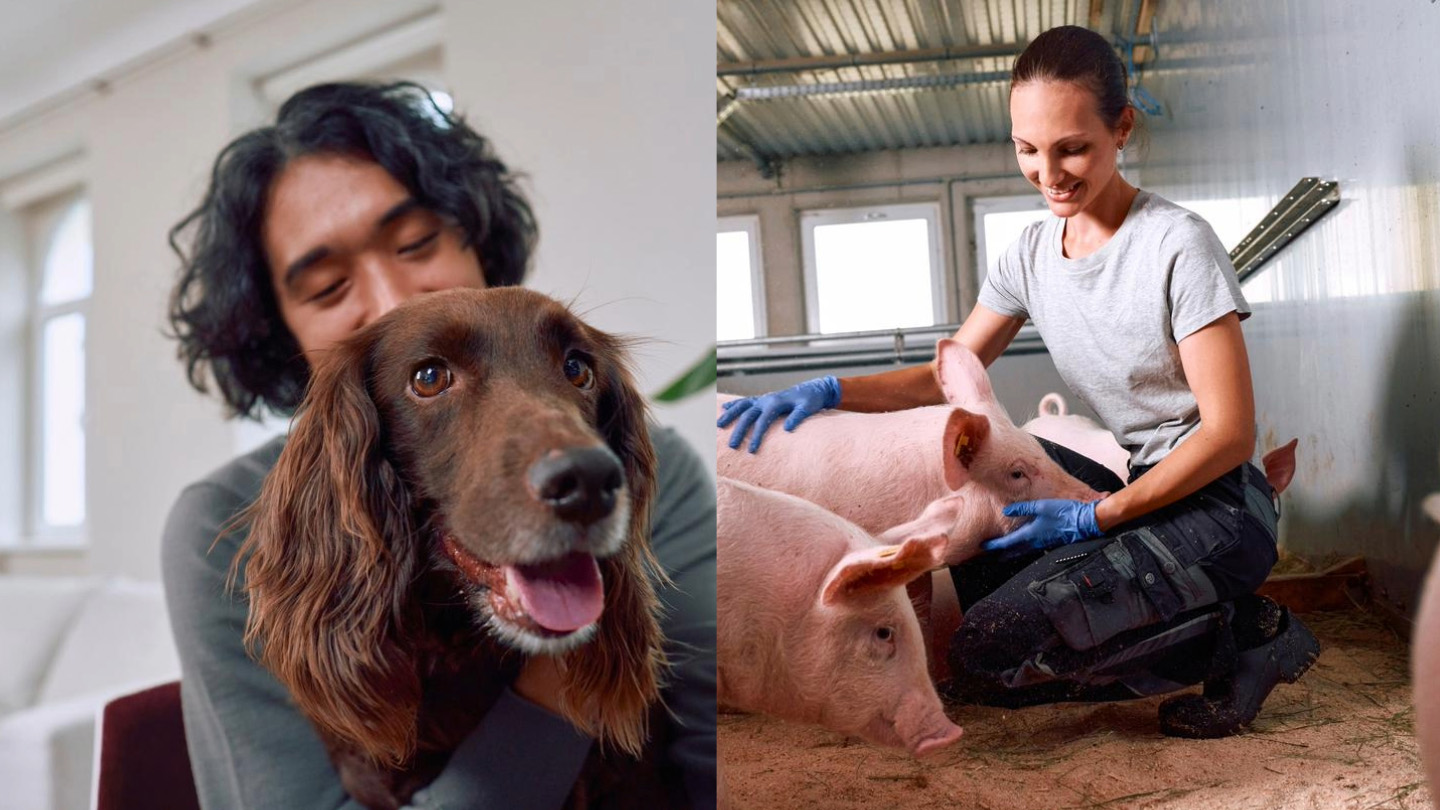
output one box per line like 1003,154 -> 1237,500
905,577 -> 935,678
929,570 -> 962,685
903,571 -> 964,684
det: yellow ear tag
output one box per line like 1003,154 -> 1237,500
954,433 -> 969,457
877,546 -> 900,559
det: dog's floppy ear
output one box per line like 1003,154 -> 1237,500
234,333 -> 422,767
559,327 -> 666,756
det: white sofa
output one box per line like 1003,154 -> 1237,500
0,576 -> 181,810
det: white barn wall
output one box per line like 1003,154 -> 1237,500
1140,0 -> 1440,616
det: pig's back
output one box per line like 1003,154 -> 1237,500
715,479 -> 862,707
716,398 -> 952,533
1023,413 -> 1131,483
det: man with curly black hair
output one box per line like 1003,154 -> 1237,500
160,81 -> 716,809
167,82 -> 536,419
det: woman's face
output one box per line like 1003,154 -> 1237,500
262,153 -> 486,362
1009,80 -> 1133,218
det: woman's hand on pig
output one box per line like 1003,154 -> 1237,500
717,376 -> 842,452
982,498 -> 1104,556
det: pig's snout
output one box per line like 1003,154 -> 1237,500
911,723 -> 964,756
896,694 -> 963,757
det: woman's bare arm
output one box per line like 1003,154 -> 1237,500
1093,312 -> 1257,531
836,305 -> 1026,412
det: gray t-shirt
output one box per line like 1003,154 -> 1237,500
979,189 -> 1250,468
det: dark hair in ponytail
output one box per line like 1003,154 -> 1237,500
1011,25 -> 1132,131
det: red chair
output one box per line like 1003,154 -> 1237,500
95,681 -> 201,810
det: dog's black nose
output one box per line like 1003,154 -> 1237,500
528,446 -> 625,525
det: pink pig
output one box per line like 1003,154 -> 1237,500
716,477 -> 963,756
1415,501 -> 1440,796
717,339 -> 1102,565
1019,393 -> 1302,498
1021,393 -> 1133,483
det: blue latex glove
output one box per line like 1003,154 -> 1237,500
717,376 -> 842,453
982,499 -> 1104,557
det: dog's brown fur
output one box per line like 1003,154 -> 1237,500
231,288 -> 674,808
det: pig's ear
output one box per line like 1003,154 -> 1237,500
1424,494 -> 1440,526
933,339 -> 996,409
1261,438 -> 1298,495
941,406 -> 990,490
820,536 -> 946,606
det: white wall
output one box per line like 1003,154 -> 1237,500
0,0 -> 715,579
445,1 -> 715,468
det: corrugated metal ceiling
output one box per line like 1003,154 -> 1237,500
717,0 -> 1232,166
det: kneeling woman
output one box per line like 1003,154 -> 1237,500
718,25 -> 1317,738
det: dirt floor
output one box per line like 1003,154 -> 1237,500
720,609 -> 1430,810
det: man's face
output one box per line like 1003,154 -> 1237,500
263,153 -> 486,362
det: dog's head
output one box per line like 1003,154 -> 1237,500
237,287 -> 663,766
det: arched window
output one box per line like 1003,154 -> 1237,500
29,193 -> 91,542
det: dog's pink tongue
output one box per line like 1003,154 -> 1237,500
506,553 -> 604,633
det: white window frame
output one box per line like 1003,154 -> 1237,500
716,214 -> 766,341
972,194 -> 1050,289
23,190 -> 91,548
800,202 -> 945,336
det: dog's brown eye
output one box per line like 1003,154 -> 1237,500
564,354 -> 595,390
411,363 -> 453,397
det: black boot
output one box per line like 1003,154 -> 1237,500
1157,605 -> 1320,738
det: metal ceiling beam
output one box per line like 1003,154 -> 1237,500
718,28 -> 1179,81
716,124 -> 777,178
732,71 -> 1011,102
718,42 -> 1026,78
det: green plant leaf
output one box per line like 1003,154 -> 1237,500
653,346 -> 717,402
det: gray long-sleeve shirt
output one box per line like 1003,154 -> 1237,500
160,425 -> 716,809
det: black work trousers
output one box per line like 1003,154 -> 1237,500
945,438 -> 1281,707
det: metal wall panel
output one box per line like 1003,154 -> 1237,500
1138,0 -> 1440,614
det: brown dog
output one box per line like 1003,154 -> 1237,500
234,287 -> 679,808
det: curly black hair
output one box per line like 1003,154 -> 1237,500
167,81 -> 538,419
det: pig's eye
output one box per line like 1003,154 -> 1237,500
875,626 -> 894,642
1010,469 -> 1029,481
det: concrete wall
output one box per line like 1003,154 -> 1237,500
718,142 -> 1032,336
0,0 -> 714,579
715,143 -> 1103,425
